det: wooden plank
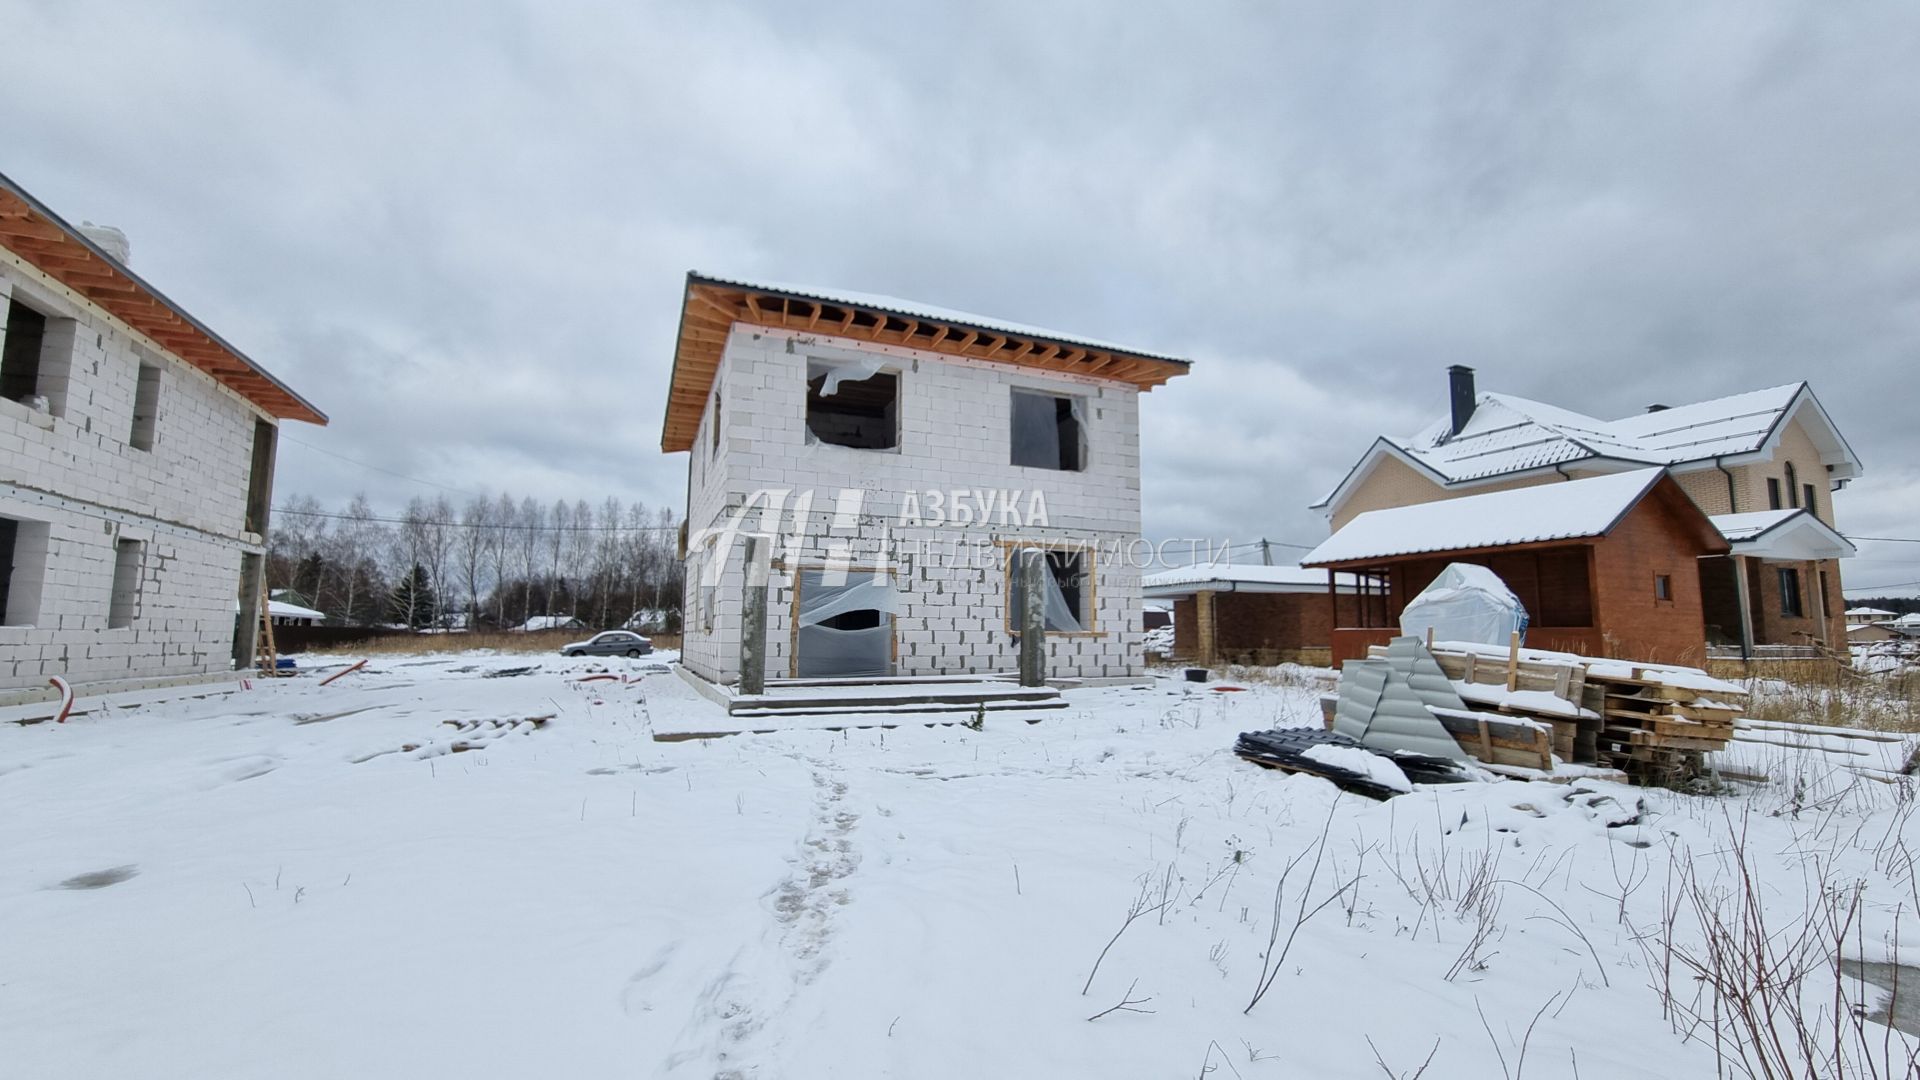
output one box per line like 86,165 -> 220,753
1734,718 -> 1908,744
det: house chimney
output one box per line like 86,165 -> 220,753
1447,365 -> 1476,437
1645,403 -> 1670,413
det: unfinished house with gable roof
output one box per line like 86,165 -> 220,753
1311,367 -> 1860,662
661,273 -> 1187,708
0,172 -> 325,704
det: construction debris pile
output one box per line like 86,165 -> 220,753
1314,637 -> 1747,784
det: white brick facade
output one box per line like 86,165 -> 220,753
680,325 -> 1148,685
1,247 -> 274,699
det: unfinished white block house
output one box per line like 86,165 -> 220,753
0,172 -> 325,704
663,273 -> 1188,688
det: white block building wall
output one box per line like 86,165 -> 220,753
0,249 -> 271,696
681,325 -> 1145,684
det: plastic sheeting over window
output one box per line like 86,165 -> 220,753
807,359 -> 897,449
1007,548 -> 1087,633
1398,563 -> 1529,648
795,569 -> 899,677
1010,389 -> 1085,471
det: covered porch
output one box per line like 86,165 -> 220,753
1300,469 -> 1729,667
1317,543 -> 1607,664
1701,509 -> 1856,658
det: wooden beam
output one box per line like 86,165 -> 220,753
0,217 -> 69,243
75,278 -> 143,296
686,292 -> 742,324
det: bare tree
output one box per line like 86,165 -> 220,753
329,494 -> 383,625
488,492 -> 517,627
454,494 -> 493,629
420,494 -> 456,626
546,498 -> 571,617
390,497 -> 433,628
517,496 -> 543,625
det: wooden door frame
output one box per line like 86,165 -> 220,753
788,563 -> 898,678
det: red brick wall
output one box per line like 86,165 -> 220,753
1171,590 -> 1356,663
1700,556 -> 1847,649
1748,557 -> 1844,647
1589,496 -> 1710,665
1172,597 -> 1199,658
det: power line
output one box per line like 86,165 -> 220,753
278,434 -> 480,498
1843,579 -> 1920,593
272,506 -> 678,532
1847,535 -> 1920,545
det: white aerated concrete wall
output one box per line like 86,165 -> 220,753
0,250 -> 271,696
680,325 -> 1146,685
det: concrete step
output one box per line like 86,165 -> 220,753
728,682 -> 1064,715
730,698 -> 1070,719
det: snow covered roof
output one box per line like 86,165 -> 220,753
1142,563 -> 1362,597
694,273 -> 1184,362
1847,607 -> 1898,618
518,615 -> 584,631
1711,509 -> 1856,560
1302,468 -> 1721,566
663,272 -> 1190,452
1313,381 -> 1860,512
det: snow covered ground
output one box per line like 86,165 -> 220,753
3,652 -> 1918,1078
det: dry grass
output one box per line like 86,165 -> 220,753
1741,663 -> 1920,734
301,630 -> 682,657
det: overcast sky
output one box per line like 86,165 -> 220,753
4,1 -> 1918,592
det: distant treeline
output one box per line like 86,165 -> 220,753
266,492 -> 684,632
1852,596 -> 1920,617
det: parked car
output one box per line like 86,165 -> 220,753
559,630 -> 654,658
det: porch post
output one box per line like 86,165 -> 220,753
739,536 -> 769,695
1195,588 -> 1218,667
1325,568 -> 1337,650
1729,554 -> 1755,661
1018,548 -> 1046,687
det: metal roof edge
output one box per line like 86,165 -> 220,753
685,271 -> 1192,368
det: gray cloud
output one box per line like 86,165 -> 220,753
4,0 -> 1918,589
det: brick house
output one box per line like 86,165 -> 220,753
1,172 -> 324,703
1311,367 -> 1859,656
1302,469 -> 1730,664
662,273 -> 1187,686
1142,564 -> 1360,666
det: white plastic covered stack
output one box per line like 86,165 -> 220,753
1398,563 -> 1529,647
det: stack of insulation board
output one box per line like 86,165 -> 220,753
1362,641 -> 1748,782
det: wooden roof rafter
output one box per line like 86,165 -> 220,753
0,173 -> 324,424
661,272 -> 1189,452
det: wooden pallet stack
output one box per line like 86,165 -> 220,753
1582,665 -> 1745,783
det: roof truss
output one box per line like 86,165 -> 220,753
0,180 -> 324,425
661,277 -> 1187,452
